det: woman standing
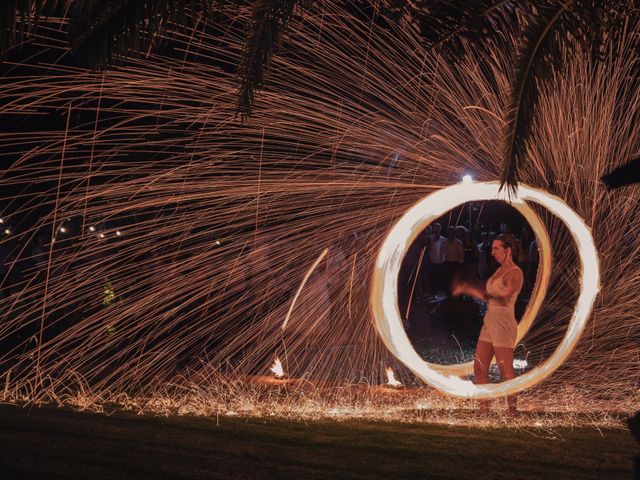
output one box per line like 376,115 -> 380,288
452,234 -> 523,414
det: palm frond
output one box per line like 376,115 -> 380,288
69,0 -> 173,68
237,0 -> 306,118
500,1 -> 570,194
68,0 -> 230,68
398,0 -> 522,60
602,155 -> 640,190
500,0 -> 637,193
0,0 -> 63,56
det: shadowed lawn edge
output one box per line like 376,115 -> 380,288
0,404 -> 635,480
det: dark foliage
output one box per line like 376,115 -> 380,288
238,0 -> 310,118
602,156 -> 640,189
0,1 -> 64,54
2,1 -> 639,190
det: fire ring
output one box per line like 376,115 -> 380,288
371,181 -> 599,399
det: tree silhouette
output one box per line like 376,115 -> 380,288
1,1 -> 638,190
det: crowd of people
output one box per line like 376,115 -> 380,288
401,222 -> 539,304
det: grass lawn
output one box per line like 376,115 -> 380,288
0,404 -> 636,480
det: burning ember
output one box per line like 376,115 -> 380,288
385,367 -> 402,388
270,357 -> 285,378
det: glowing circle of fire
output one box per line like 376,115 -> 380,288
371,181 -> 600,399
410,186 -> 552,377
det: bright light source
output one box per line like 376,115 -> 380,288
89,226 -> 95,232
59,227 -> 67,233
99,233 -> 105,239
462,174 -> 473,184
385,367 -> 402,387
4,229 -> 10,235
116,231 -> 122,236
0,218 -> 4,224
270,357 -> 285,378
513,359 -> 528,369
215,239 -> 221,246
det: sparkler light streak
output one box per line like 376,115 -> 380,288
282,247 -> 328,330
371,181 -> 599,399
0,3 -> 637,419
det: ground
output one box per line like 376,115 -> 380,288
0,404 -> 636,480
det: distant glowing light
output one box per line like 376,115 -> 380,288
89,226 -> 95,232
462,174 -> 473,184
215,239 -> 221,246
371,181 -> 599,399
99,233 -> 105,239
385,367 -> 402,387
116,230 -> 122,236
0,218 -> 3,224
270,357 -> 285,378
4,229 -> 10,235
59,227 -> 67,233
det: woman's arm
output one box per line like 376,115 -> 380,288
452,280 -> 486,301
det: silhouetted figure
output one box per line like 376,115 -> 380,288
428,223 -> 446,294
477,231 -> 491,280
442,226 -> 463,296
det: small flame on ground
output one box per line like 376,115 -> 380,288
513,359 -> 528,369
270,357 -> 285,378
386,367 -> 402,387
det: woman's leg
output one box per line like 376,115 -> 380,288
474,340 -> 494,412
494,346 -> 517,414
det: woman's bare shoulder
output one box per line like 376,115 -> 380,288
506,266 -> 523,280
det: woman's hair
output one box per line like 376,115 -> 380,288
494,233 -> 516,250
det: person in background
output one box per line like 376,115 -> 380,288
428,223 -> 446,295
525,238 -> 539,296
460,226 -> 477,275
501,223 -> 523,266
519,228 -> 533,295
442,226 -> 463,296
398,229 -> 430,328
477,231 -> 491,280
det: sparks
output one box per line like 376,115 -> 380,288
0,2 -> 634,420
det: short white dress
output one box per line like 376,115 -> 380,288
478,266 -> 520,349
